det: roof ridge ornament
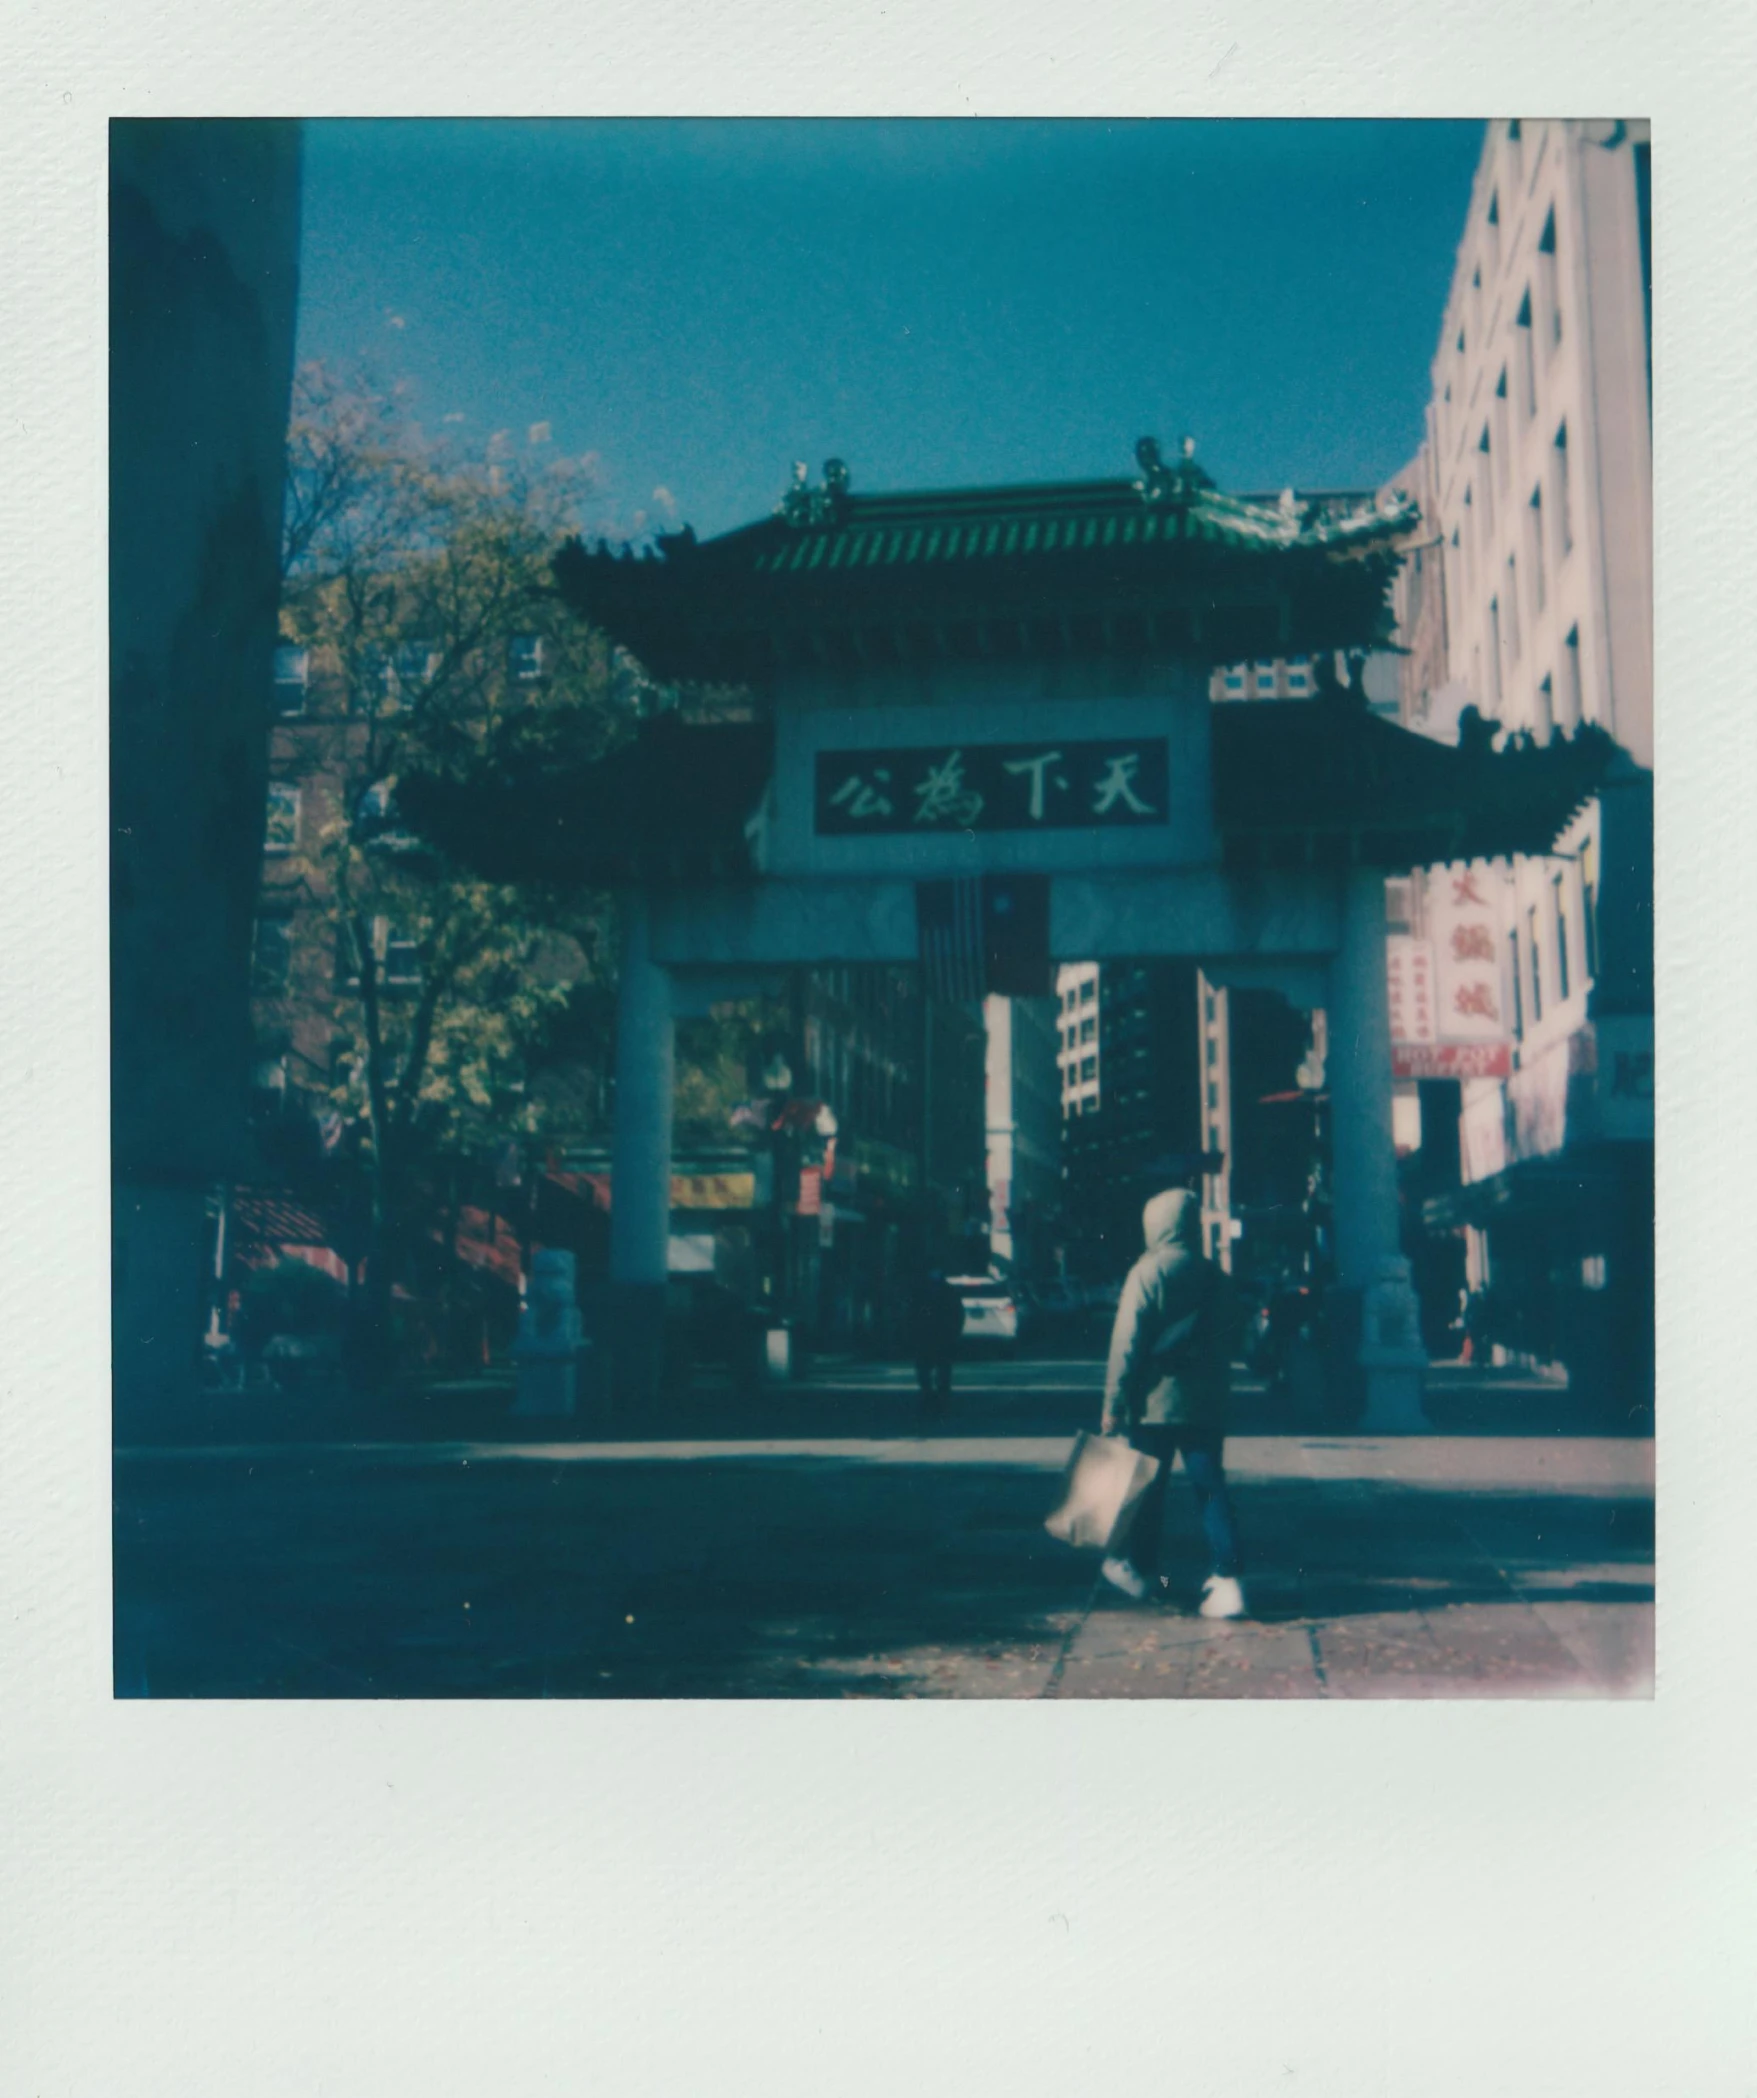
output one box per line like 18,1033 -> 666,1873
776,456 -> 853,529
1134,433 -> 1212,505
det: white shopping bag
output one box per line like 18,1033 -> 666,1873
1044,1432 -> 1161,1552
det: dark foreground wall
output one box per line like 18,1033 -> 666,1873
111,119 -> 302,1414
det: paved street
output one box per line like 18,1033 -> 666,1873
114,1355 -> 1653,1699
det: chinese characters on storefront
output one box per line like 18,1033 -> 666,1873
814,739 -> 1170,834
1390,862 -> 1513,1080
1387,934 -> 1437,1053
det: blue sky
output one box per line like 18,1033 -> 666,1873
295,119 -> 1485,543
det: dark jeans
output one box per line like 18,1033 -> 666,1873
1125,1425 -> 1242,1580
916,1355 -> 954,1406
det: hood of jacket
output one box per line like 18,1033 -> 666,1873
1142,1187 -> 1201,1254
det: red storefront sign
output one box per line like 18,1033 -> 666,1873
1392,1041 -> 1514,1080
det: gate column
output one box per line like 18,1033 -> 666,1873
610,891 -> 675,1406
1328,863 -> 1428,1430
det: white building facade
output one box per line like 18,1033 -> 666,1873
1394,118 -> 1653,1401
983,993 -> 1064,1274
1055,963 -> 1101,1117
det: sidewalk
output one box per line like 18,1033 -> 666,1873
132,1354 -> 1653,1450
113,1421 -> 1652,1699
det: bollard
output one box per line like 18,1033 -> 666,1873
511,1248 -> 583,1418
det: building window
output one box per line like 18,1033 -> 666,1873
1505,554 -> 1522,664
264,783 -> 300,854
250,1055 -> 288,1115
1552,422 -> 1573,559
509,633 -> 546,683
1080,1055 -> 1097,1083
1535,673 -> 1554,742
1538,207 -> 1562,350
1507,119 -> 1524,187
382,926 -> 421,987
1527,486 -> 1546,613
1080,1017 -> 1095,1044
1515,290 -> 1537,421
1493,371 -> 1511,492
1582,836 -> 1601,978
1478,428 -> 1495,536
1485,190 -> 1501,276
1553,873 -> 1571,1000
1487,598 -> 1504,708
1563,625 -> 1584,730
273,645 -> 309,717
1284,658 -> 1315,698
251,914 -> 293,994
1507,928 -> 1524,1039
1461,490 -> 1475,592
394,639 -> 439,699
1527,906 -> 1543,1022
1252,660 -> 1279,699
1221,664 -> 1247,701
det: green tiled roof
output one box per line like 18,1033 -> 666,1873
555,442 -> 1420,684
748,478 -> 1416,572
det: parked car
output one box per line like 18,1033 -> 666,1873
1028,1278 -> 1086,1323
948,1274 -> 1020,1348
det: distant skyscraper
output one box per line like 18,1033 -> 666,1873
982,995 -> 1062,1273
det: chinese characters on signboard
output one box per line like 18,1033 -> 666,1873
1386,936 -> 1436,1051
814,739 -> 1170,835
1391,863 -> 1513,1080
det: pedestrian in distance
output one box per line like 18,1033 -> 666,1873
909,1269 -> 963,1415
1098,1188 -> 1249,1617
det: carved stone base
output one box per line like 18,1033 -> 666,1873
1358,1255 -> 1429,1432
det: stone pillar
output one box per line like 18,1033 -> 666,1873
609,893 -> 674,1406
110,122 -> 302,1427
1327,864 -> 1427,1430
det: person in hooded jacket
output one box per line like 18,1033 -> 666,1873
1098,1187 -> 1248,1617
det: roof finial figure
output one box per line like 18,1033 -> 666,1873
1135,431 -> 1212,504
777,457 -> 853,528
777,460 -> 814,526
1134,434 -> 1173,502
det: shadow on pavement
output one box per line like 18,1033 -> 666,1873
113,1437 -> 1653,1698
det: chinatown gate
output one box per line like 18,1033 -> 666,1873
412,441 -> 1612,1429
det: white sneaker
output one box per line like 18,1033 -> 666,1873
1101,1556 -> 1149,1601
1198,1575 -> 1248,1620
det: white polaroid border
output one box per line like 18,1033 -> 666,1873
2,3 -> 1752,2092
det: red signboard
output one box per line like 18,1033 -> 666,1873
1392,1042 -> 1513,1080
